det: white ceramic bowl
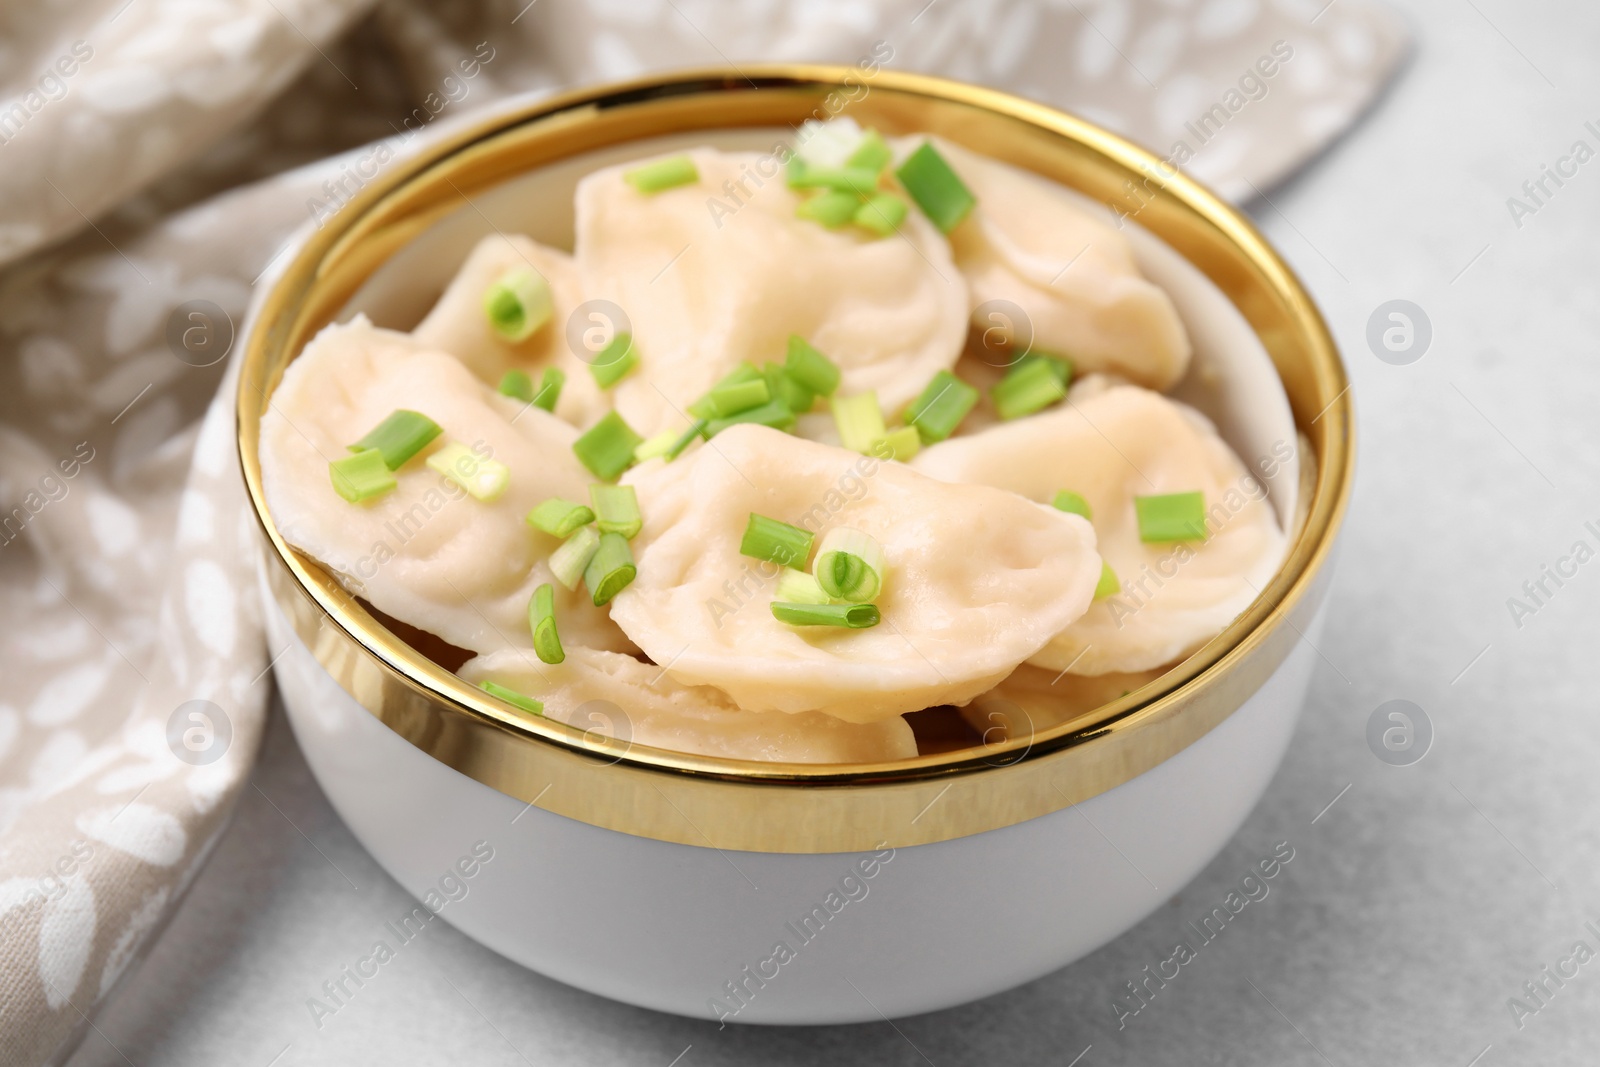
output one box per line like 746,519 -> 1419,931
238,67 -> 1352,1025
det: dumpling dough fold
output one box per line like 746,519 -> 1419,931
609,425 -> 1102,722
460,648 -> 918,763
913,378 -> 1285,675
259,316 -> 628,656
574,148 -> 969,435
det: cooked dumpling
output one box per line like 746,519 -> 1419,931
574,148 -> 969,435
411,234 -> 608,426
460,647 -> 919,763
923,138 -> 1192,391
913,378 -> 1286,675
259,316 -> 629,656
609,425 -> 1102,722
959,662 -> 1167,742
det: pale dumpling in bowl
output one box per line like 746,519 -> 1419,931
919,138 -> 1192,391
913,378 -> 1286,675
574,148 -> 969,435
959,662 -> 1168,742
259,316 -> 629,656
460,647 -> 919,763
609,425 -> 1102,723
411,234 -> 609,427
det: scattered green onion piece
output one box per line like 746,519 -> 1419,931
1094,561 -> 1121,600
480,680 -> 544,716
589,332 -> 638,389
846,129 -> 891,173
498,369 -> 534,403
1135,491 -> 1208,543
329,448 -> 396,503
784,336 -> 842,396
854,193 -> 909,236
762,362 -> 815,414
814,527 -> 885,602
590,483 -> 642,539
831,391 -> 886,454
526,498 -> 594,538
775,567 -> 831,605
348,410 -> 442,470
1009,352 -> 1073,385
991,357 -> 1068,420
786,157 -> 880,195
771,602 -> 880,629
633,428 -> 680,463
666,418 -> 709,459
624,154 -> 699,194
426,441 -> 509,502
895,142 -> 976,233
796,190 -> 863,228
532,367 -> 565,413
549,525 -> 601,591
573,411 -> 643,480
707,377 -> 770,417
1052,490 -> 1092,520
871,425 -> 921,462
903,370 -> 978,443
529,583 -> 564,664
688,363 -> 762,418
740,514 -> 815,569
584,532 -> 637,606
483,268 -> 554,342
705,397 -> 794,437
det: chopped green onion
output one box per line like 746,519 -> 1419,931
589,332 -> 638,389
1052,490 -> 1092,520
762,362 -> 814,414
784,336 -> 842,396
814,527 -> 885,602
329,448 -> 396,503
846,129 -> 891,173
705,397 -> 794,437
740,514 -> 815,569
1135,491 -> 1208,543
771,602 -> 880,628
483,268 -> 553,342
549,525 -> 601,590
895,142 -> 976,233
573,411 -> 643,480
1094,561 -> 1121,600
480,680 -> 544,716
426,441 -> 509,501
1010,352 -> 1073,385
688,363 -> 762,418
497,369 -> 534,403
666,418 -> 709,459
796,190 -> 862,228
529,583 -> 564,664
871,425 -> 921,462
532,367 -> 565,413
634,428 -> 680,463
775,567 -> 831,605
904,370 -> 978,443
991,357 -> 1067,420
526,498 -> 594,538
854,193 -> 908,236
786,157 -> 880,195
348,410 -> 442,470
584,532 -> 637,606
831,391 -> 886,454
624,154 -> 699,193
590,483 -> 642,539
707,377 -> 770,417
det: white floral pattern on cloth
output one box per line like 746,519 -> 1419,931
0,1 -> 1408,1063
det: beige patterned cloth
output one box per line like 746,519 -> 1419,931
0,1 -> 1407,1062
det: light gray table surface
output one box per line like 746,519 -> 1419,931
63,1 -> 1600,1063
